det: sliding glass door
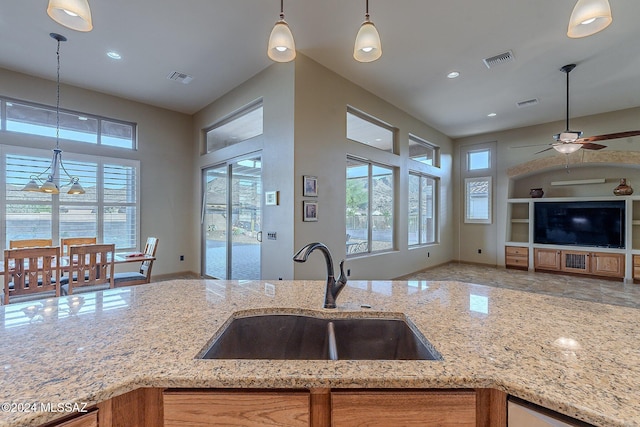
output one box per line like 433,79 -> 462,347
202,155 -> 262,279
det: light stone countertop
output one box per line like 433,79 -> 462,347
0,279 -> 639,426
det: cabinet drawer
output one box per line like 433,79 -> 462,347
506,256 -> 528,267
506,246 -> 528,256
634,255 -> 640,267
53,411 -> 98,427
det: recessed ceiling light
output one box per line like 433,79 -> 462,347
107,51 -> 122,60
447,71 -> 460,79
487,113 -> 497,117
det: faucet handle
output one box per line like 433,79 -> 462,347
337,259 -> 347,284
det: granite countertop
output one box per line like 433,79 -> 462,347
0,279 -> 639,426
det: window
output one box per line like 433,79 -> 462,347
205,100 -> 263,153
409,134 -> 439,166
409,173 -> 437,245
467,148 -> 490,171
2,146 -> 139,250
465,177 -> 491,223
346,108 -> 396,153
1,97 -> 136,149
346,157 -> 394,255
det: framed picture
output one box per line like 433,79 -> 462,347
303,175 -> 318,197
265,191 -> 279,206
303,201 -> 318,222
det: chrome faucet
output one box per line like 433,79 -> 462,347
293,242 -> 347,309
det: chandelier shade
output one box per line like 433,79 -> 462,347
47,0 -> 93,32
354,0 -> 382,62
567,0 -> 612,38
22,33 -> 85,195
268,0 -> 296,62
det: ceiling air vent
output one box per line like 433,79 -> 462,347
483,50 -> 515,69
516,98 -> 539,108
167,71 -> 193,84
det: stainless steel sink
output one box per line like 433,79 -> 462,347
200,314 -> 441,361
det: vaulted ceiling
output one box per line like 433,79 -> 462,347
1,1 -> 639,138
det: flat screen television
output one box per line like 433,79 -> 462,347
534,200 -> 625,248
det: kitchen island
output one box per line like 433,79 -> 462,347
0,279 -> 638,426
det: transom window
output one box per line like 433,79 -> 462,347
346,108 -> 396,153
409,134 -> 439,167
467,148 -> 490,171
1,145 -> 139,250
1,97 -> 136,149
205,100 -> 263,153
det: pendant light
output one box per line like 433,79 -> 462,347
47,0 -> 93,32
354,0 -> 382,63
22,33 -> 85,195
268,0 -> 296,63
567,0 -> 612,38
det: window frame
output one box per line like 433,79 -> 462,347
466,148 -> 491,171
408,134 -> 440,167
346,107 -> 397,154
464,176 -> 492,224
1,145 -> 140,251
408,172 -> 438,246
1,96 -> 137,150
346,156 -> 395,257
204,99 -> 264,154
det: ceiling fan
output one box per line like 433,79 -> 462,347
521,63 -> 640,154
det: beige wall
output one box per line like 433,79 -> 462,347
454,106 -> 640,266
292,55 -> 455,280
0,67 -> 195,277
192,63 -> 296,279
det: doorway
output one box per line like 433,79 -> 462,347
202,154 -> 262,279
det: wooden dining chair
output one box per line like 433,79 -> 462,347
9,238 -> 53,249
61,244 -> 115,296
3,246 -> 61,305
60,237 -> 97,256
113,237 -> 159,287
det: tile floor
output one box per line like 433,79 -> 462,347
399,263 -> 640,309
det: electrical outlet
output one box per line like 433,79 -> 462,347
427,252 -> 430,258
477,249 -> 482,254
267,232 -> 277,240
179,255 -> 184,261
347,269 -> 351,277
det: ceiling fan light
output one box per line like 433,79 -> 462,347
553,143 -> 582,154
268,19 -> 296,62
567,0 -> 612,38
559,131 -> 580,142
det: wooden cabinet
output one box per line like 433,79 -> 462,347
50,411 -> 98,427
505,246 -> 529,270
163,390 -> 310,427
534,249 -> 561,271
534,248 -> 624,279
161,388 -> 506,427
331,390 -> 476,427
634,255 -> 640,283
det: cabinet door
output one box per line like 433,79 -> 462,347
534,249 -> 561,271
590,252 -> 625,278
53,411 -> 98,427
163,390 -> 310,427
560,250 -> 589,274
331,390 -> 476,427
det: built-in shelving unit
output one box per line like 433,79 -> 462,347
506,196 -> 640,282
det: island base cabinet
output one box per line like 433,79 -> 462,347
163,390 -> 310,427
331,390 -> 477,427
508,400 -> 581,427
50,411 -> 98,427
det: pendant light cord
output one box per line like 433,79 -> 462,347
280,0 -> 284,20
565,67 -> 570,132
55,37 -> 61,150
365,0 -> 370,20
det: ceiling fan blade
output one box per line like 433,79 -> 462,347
579,142 -> 607,150
534,147 -> 554,154
576,130 -> 640,143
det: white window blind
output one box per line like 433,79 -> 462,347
2,146 -> 139,250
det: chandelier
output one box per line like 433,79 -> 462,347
22,33 -> 85,195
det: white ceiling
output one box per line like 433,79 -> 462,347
1,1 -> 639,139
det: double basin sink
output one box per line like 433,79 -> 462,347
201,314 -> 441,361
